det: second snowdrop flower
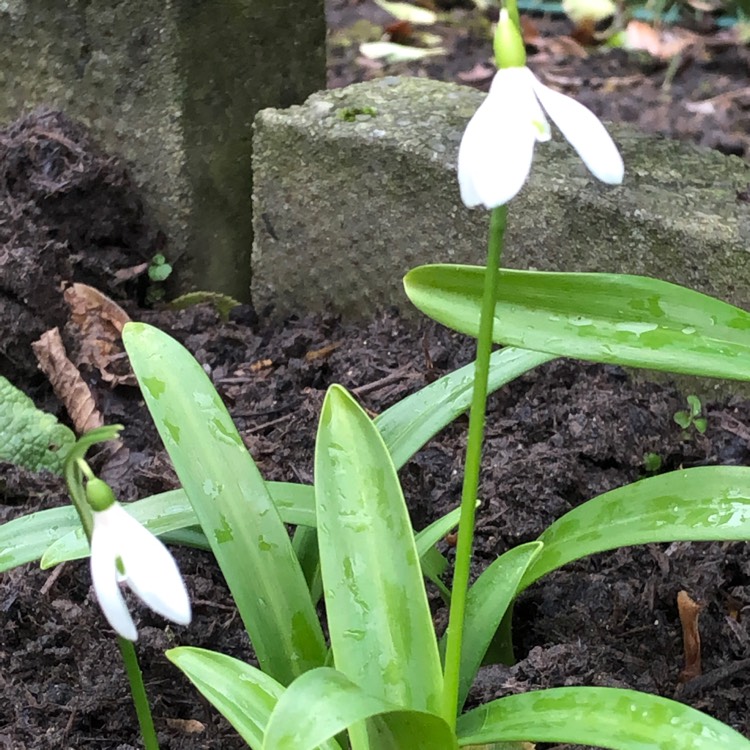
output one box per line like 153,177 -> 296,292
87,478 -> 192,641
458,8 -> 624,210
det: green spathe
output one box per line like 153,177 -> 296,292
493,8 -> 526,68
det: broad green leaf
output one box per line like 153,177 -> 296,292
315,386 -> 443,712
264,667 -> 455,750
0,375 -> 76,474
375,347 -> 553,470
292,525 -> 323,597
165,647 -> 333,750
456,687 -> 750,748
448,542 -> 542,711
519,466 -> 750,593
404,266 -> 750,381
123,322 -> 326,685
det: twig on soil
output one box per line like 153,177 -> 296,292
245,412 -> 295,435
352,365 -> 412,397
40,563 -> 66,596
714,412 -> 750,444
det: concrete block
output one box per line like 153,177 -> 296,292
252,76 -> 750,319
0,0 -> 326,300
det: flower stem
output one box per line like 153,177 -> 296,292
504,0 -> 521,32
64,458 -> 160,749
118,636 -> 161,750
442,205 -> 507,729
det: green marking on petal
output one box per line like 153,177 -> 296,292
532,118 -> 549,137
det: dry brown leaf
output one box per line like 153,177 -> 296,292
385,19 -> 414,44
305,342 -> 342,362
112,262 -> 149,285
677,590 -> 703,683
250,358 -> 274,372
531,34 -> 589,61
32,327 -> 103,435
164,718 -> 206,734
64,282 -> 135,386
457,62 -> 495,85
520,15 -> 541,46
624,20 -> 698,60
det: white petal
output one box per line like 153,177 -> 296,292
90,508 -> 138,641
530,74 -> 624,184
458,68 -> 548,209
117,510 -> 192,626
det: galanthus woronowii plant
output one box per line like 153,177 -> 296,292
3,1 -> 750,747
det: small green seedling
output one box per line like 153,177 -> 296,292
643,452 -> 662,473
673,395 -> 707,435
148,253 -> 173,283
146,253 -> 173,304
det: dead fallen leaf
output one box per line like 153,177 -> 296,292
165,718 -> 206,734
32,327 -> 103,435
535,33 -> 589,60
385,19 -> 414,45
520,15 -> 541,46
305,342 -> 342,362
64,283 -> 135,386
112,262 -> 149,285
677,590 -> 703,683
457,62 -> 495,86
624,20 -> 698,60
570,18 -> 601,47
250,358 -> 274,372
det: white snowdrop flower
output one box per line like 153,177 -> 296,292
458,12 -> 624,210
87,480 -> 191,641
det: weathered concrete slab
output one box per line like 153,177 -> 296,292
253,77 -> 750,321
0,0 -> 325,300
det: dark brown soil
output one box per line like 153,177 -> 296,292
2,3 -> 750,749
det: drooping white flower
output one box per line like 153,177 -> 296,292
458,61 -> 624,210
89,501 -> 191,641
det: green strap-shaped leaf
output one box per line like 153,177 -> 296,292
315,386 -> 443,712
456,687 -> 750,748
446,542 -> 543,711
519,465 -> 750,593
123,322 -> 327,686
263,667 -> 456,750
375,347 -> 553,469
0,505 -> 78,572
404,265 -> 750,380
165,647 -> 341,750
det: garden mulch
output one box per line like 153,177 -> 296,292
1,2 -> 749,748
